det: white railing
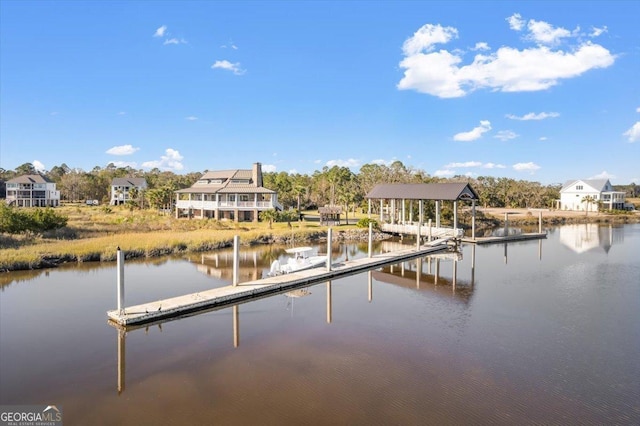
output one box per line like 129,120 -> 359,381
382,223 -> 464,238
176,200 -> 278,210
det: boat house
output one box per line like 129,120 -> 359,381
365,182 -> 480,239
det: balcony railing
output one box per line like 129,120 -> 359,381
176,200 -> 278,210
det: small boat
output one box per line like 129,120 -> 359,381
269,247 -> 326,276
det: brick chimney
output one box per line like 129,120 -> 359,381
252,162 -> 263,187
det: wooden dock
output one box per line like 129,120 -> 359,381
107,242 -> 450,327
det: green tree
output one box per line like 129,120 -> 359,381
260,209 -> 278,229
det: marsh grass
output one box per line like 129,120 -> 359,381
0,205 -> 340,271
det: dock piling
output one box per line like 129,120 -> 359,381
117,247 -> 124,314
368,222 -> 373,258
327,228 -> 332,271
232,235 -> 239,286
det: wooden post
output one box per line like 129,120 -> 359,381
368,270 -> 373,303
453,200 -> 458,230
117,247 -> 124,314
472,200 -> 476,240
416,220 -> 421,251
428,219 -> 432,241
368,222 -> 373,258
232,235 -> 239,286
504,212 -> 509,236
436,201 -> 441,228
326,228 -> 332,271
117,329 -> 126,395
538,211 -> 542,234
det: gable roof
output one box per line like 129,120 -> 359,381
176,167 -> 274,194
7,174 -> 53,184
111,178 -> 147,187
365,183 -> 479,201
560,179 -> 610,192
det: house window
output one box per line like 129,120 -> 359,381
576,185 -> 583,190
239,194 -> 249,202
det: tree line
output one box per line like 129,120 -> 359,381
5,160 -> 634,214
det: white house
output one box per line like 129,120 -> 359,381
110,178 -> 148,206
174,162 -> 282,222
558,179 -> 626,212
5,174 -> 60,207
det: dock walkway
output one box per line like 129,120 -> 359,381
107,242 -> 450,326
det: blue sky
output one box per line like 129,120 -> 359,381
1,1 -> 638,185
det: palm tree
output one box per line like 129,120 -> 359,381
260,209 -> 278,229
581,195 -> 597,216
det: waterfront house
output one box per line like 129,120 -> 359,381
5,174 -> 60,207
110,177 -> 148,206
558,179 -> 626,212
174,162 -> 282,221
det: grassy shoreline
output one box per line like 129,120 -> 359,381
1,205 -> 638,272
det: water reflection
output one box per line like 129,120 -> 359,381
559,223 -> 623,253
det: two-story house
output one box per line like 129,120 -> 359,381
558,179 -> 626,212
5,174 -> 60,207
175,163 -> 282,222
110,178 -> 148,206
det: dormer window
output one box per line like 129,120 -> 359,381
576,185 -> 583,190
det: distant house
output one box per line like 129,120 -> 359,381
174,162 -> 282,222
558,179 -> 626,212
5,174 -> 60,207
110,178 -> 148,206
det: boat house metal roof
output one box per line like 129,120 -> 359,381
365,183 -> 479,201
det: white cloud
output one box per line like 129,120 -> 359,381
483,163 -> 507,169
444,161 -> 482,168
526,19 -> 573,45
185,116 -> 198,121
507,13 -> 525,31
513,162 -> 541,172
212,60 -> 246,75
141,148 -> 184,171
506,112 -> 560,120
539,136 -> 548,141
494,130 -> 519,141
434,169 -> 455,177
472,42 -> 490,51
453,120 -> 491,141
398,17 -> 615,98
262,164 -> 277,172
623,122 -> 640,142
326,158 -> 361,168
106,144 -> 139,155
371,159 -> 393,166
154,25 -> 167,37
589,171 -> 615,180
33,160 -> 46,172
221,41 -> 238,50
636,107 -> 640,113
590,26 -> 607,37
164,38 -> 187,45
402,24 -> 458,56
117,111 -> 126,115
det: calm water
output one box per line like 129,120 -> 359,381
1,224 -> 639,425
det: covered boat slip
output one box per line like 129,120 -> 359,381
365,183 -> 547,244
365,182 -> 479,239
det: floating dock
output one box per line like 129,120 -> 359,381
107,241 -> 450,327
461,232 -> 547,245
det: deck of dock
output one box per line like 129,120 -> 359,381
107,242 -> 450,326
461,232 -> 547,244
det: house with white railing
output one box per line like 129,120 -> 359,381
5,174 -> 60,207
558,179 -> 626,212
174,163 -> 282,221
110,178 -> 148,205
